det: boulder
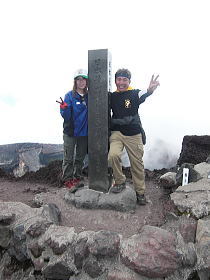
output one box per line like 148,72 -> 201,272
170,178 -> 210,219
176,163 -> 201,186
87,230 -> 121,257
177,136 -> 210,166
0,200 -> 202,280
83,255 -> 104,278
64,185 -> 137,212
162,214 -> 197,244
159,172 -> 177,189
120,226 -> 182,278
42,250 -> 78,280
194,162 -> 210,179
196,217 -> 210,278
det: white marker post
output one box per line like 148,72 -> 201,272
182,168 -> 189,186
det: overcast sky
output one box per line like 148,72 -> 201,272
0,0 -> 209,169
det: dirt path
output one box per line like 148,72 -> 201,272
0,177 -> 177,238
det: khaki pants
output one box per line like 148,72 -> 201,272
108,131 -> 145,195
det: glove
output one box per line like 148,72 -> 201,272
56,97 -> 68,109
60,102 -> 68,109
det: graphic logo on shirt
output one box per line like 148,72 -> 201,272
125,99 -> 131,108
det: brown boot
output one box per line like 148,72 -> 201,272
136,193 -> 147,205
110,182 -> 126,193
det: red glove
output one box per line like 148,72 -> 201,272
60,102 -> 68,109
56,97 -> 68,109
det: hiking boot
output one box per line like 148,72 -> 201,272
136,193 -> 147,205
69,182 -> 85,193
110,182 -> 126,193
72,178 -> 81,184
64,179 -> 74,189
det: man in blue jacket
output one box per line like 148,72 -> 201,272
108,69 -> 159,205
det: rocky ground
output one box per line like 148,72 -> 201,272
0,161 -> 177,238
1,136 -> 209,279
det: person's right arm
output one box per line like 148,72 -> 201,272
60,93 -> 72,121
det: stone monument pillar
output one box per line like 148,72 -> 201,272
88,49 -> 111,192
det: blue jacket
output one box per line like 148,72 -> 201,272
60,90 -> 88,137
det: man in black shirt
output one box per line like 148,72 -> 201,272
108,69 -> 159,205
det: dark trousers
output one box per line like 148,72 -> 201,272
62,134 -> 88,182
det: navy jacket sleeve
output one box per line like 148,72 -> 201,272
139,91 -> 153,105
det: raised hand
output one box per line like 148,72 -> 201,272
147,75 -> 160,94
56,97 -> 68,109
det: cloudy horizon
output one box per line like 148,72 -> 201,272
0,0 -> 209,169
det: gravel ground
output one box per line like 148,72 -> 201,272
0,172 -> 177,238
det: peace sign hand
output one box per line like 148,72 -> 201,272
56,97 -> 68,109
147,75 -> 160,94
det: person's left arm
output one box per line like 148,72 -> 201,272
138,74 -> 160,104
